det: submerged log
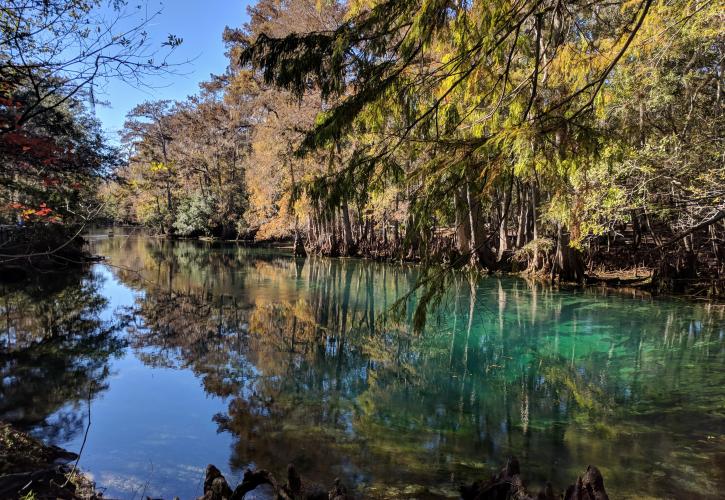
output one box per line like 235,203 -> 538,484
231,468 -> 280,499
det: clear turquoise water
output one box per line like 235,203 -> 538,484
1,234 -> 723,498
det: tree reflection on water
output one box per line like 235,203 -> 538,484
94,236 -> 725,498
0,270 -> 125,442
3,235 -> 723,498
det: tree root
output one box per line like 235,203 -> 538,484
197,463 -> 350,500
461,457 -> 608,500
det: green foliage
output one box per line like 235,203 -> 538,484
113,0 -> 723,296
513,238 -> 554,263
173,193 -> 217,237
238,0 -> 694,234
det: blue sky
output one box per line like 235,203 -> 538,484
94,0 -> 252,143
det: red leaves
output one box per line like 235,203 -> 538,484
5,202 -> 61,223
36,202 -> 52,217
42,176 -> 62,187
2,130 -> 61,165
1,128 -> 90,176
0,97 -> 22,109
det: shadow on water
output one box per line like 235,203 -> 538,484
3,234 -> 724,498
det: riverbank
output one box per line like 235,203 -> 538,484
0,225 -> 99,282
193,459 -> 610,500
0,423 -> 97,500
96,229 -> 724,302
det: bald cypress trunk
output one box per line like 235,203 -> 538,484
551,224 -> 585,284
498,176 -> 513,260
466,182 -> 497,269
516,181 -> 528,248
455,187 -> 472,257
341,201 -> 355,256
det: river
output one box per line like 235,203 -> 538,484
1,232 -> 723,498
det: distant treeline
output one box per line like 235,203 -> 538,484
104,0 -> 723,296
2,1 -> 721,295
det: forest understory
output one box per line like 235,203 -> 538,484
173,209 -> 723,301
292,206 -> 724,299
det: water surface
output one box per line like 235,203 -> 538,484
1,234 -> 724,498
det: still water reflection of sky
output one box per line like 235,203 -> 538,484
58,266 -> 239,499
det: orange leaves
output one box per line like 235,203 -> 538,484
36,203 -> 53,217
